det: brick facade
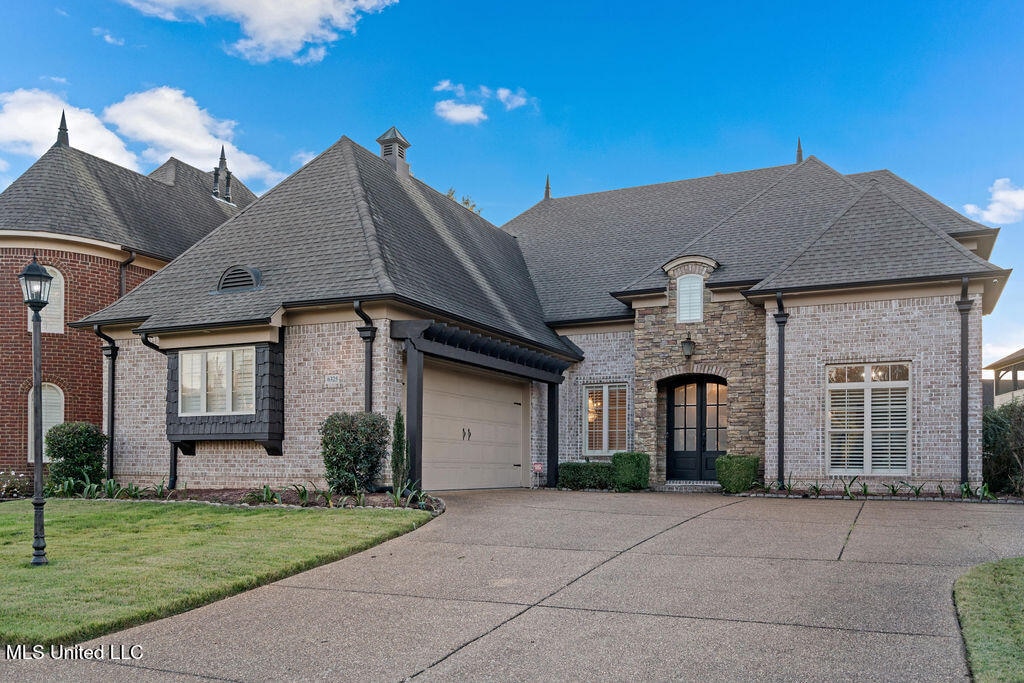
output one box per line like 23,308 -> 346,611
1,246 -> 154,474
107,319 -> 406,488
765,293 -> 984,490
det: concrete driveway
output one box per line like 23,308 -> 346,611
9,491 -> 1024,681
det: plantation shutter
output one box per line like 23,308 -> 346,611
676,275 -> 703,322
28,383 -> 64,462
828,388 -> 865,471
27,266 -> 65,334
869,387 -> 909,471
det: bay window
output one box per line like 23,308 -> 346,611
179,347 -> 256,416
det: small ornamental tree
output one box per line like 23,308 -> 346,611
46,422 -> 107,484
320,412 -> 389,494
391,407 -> 408,494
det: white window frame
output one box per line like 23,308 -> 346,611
26,266 -> 64,334
27,382 -> 64,462
827,362 -> 910,475
584,383 -> 628,456
178,346 -> 257,416
676,274 -> 704,323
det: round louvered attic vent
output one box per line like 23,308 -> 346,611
218,265 -> 261,292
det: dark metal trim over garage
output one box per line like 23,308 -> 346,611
391,320 -> 571,488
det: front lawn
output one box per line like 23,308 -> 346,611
955,557 -> 1024,682
0,499 -> 431,645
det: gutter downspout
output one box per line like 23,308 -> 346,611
118,250 -> 137,298
773,292 -> 789,489
957,276 -> 973,487
138,333 -> 177,489
93,325 -> 118,480
353,301 -> 378,413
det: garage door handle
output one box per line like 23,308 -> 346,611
462,428 -> 466,441
467,428 -> 471,441
513,463 -> 522,467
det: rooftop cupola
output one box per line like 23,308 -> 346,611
55,110 -> 69,147
212,145 -> 234,203
376,127 -> 411,178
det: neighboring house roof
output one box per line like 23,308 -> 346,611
0,140 -> 255,261
985,347 -> 1024,371
507,156 -> 1007,324
78,135 -> 576,357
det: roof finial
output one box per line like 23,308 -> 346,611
796,137 -> 803,164
219,145 -> 227,166
544,174 -> 551,200
56,110 -> 69,147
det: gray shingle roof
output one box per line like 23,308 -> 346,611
79,136 -> 575,357
0,143 -> 255,260
750,181 -> 1003,292
507,157 -> 1006,324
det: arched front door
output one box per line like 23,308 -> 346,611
667,375 -> 728,480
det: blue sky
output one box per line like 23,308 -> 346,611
1,0 -> 1022,365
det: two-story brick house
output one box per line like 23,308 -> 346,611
77,129 -> 1009,492
0,114 -> 255,478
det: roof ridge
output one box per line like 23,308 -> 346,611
343,138 -> 396,294
616,158 -> 815,293
854,168 -> 993,231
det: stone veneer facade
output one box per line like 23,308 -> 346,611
633,262 -> 766,484
106,319 -> 406,488
764,293 -> 984,489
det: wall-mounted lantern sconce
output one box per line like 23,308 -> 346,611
680,333 -> 696,360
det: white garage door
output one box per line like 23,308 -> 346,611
422,360 -> 528,490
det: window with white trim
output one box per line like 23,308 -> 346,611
676,274 -> 703,322
27,383 -> 64,462
585,384 -> 628,455
26,266 -> 64,334
179,347 -> 256,416
827,363 -> 910,474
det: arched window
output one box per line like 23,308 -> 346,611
27,383 -> 64,462
676,274 -> 704,323
26,266 -> 64,334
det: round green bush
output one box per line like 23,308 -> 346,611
45,422 -> 107,484
320,412 -> 389,494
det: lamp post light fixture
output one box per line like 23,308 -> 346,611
19,255 -> 52,566
680,333 -> 696,361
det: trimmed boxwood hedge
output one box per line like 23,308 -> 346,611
715,454 -> 759,493
558,452 -> 651,491
612,451 -> 650,491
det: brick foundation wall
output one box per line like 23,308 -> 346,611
1,247 -> 156,475
765,294 -> 983,490
107,319 -> 406,488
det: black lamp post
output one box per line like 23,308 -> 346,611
19,255 -> 52,566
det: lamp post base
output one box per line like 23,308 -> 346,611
31,497 -> 47,565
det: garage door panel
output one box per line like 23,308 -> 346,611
422,361 -> 527,490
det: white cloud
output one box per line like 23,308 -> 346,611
103,86 -> 285,187
496,87 -> 528,110
0,157 -> 9,172
92,27 -> 126,46
121,0 -> 397,63
292,149 -> 317,166
433,79 -> 466,97
42,76 -> 69,85
434,100 -> 487,125
0,89 -> 139,169
965,178 -> 1024,224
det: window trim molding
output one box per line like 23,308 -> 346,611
826,362 -> 911,476
178,346 -> 257,417
583,383 -> 629,456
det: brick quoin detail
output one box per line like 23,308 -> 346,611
0,247 -> 156,474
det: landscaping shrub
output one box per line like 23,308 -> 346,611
983,402 -> 1024,496
391,407 -> 408,494
612,451 -> 650,491
715,454 -> 759,493
45,422 -> 106,485
320,412 -> 389,494
558,461 -> 614,490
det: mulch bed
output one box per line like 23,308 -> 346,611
163,487 -> 445,514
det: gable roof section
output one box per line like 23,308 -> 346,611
847,169 -> 990,235
79,136 -> 574,357
504,164 -> 794,322
0,144 -> 254,260
750,181 -> 1006,293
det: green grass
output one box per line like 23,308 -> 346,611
0,499 -> 431,645
955,557 -> 1024,682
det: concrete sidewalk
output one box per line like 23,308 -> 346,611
7,491 -> 1024,681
